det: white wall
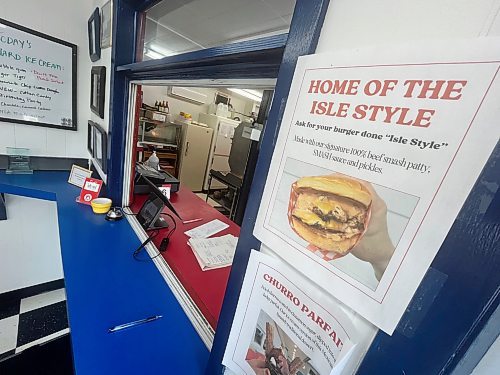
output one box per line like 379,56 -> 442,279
259,0 -> 500,373
471,335 -> 500,374
225,90 -> 252,116
141,85 -> 256,122
142,86 -> 216,121
315,0 -> 500,53
0,195 -> 63,294
0,0 -> 98,158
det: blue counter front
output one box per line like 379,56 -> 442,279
0,171 -> 209,374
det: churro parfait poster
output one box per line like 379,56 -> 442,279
254,39 -> 500,333
223,251 -> 356,375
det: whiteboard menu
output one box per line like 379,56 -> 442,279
0,18 -> 77,130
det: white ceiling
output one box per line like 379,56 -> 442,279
144,0 -> 296,58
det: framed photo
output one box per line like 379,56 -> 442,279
94,126 -> 106,173
68,165 -> 93,188
88,8 -> 101,62
0,18 -> 77,131
88,121 -> 107,174
101,0 -> 112,49
90,66 -> 106,119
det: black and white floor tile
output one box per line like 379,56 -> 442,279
0,288 -> 69,361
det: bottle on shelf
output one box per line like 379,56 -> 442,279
165,101 -> 169,114
154,101 -> 159,111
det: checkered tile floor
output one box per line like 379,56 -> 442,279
0,288 -> 69,361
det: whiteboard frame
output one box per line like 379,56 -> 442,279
0,18 -> 77,131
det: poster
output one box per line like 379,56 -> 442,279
223,251 -> 357,375
254,39 -> 500,333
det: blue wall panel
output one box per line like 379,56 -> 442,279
107,0 -> 138,204
205,1 -> 331,374
358,144 -> 500,374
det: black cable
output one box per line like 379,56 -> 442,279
160,212 -> 177,239
122,203 -> 160,260
149,252 -> 164,260
135,250 -> 164,262
133,214 -> 178,262
132,229 -> 160,260
158,213 -> 178,252
121,206 -> 137,216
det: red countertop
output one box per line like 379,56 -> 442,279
130,188 -> 240,330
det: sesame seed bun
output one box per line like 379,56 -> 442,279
295,175 -> 372,207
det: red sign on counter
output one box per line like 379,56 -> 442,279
77,177 -> 103,205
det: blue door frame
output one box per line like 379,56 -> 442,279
358,145 -> 500,374
108,1 -> 499,374
204,2 -> 331,373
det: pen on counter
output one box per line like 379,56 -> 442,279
108,315 -> 163,333
183,218 -> 203,224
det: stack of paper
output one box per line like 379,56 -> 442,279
184,219 -> 229,239
188,234 -> 238,271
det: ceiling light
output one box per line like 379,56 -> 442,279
246,89 -> 263,97
145,49 -> 164,59
149,43 -> 173,57
228,88 -> 262,102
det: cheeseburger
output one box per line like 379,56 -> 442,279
289,175 -> 372,255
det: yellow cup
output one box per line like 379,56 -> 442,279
90,198 -> 112,214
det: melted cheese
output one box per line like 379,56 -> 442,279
295,192 -> 363,219
292,209 -> 346,231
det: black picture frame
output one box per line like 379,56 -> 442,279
87,8 -> 101,62
100,0 -> 113,49
90,66 -> 106,118
0,18 -> 77,131
88,120 -> 107,173
87,121 -> 94,155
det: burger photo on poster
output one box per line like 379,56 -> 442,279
268,158 -> 419,290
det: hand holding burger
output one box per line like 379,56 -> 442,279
289,174 -> 394,280
349,181 -> 395,280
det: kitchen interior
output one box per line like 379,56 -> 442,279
135,84 -> 270,224
131,0 -> 295,225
